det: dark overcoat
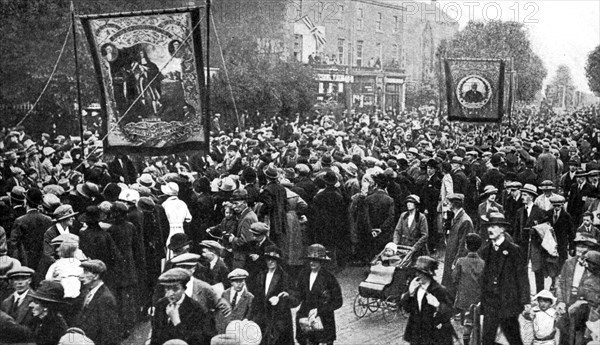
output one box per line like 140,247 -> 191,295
74,283 -> 120,345
150,295 -> 208,345
293,267 -> 343,344
400,280 -> 454,345
249,267 -> 295,345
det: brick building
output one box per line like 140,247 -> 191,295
202,0 -> 458,112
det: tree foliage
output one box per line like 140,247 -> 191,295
210,34 -> 316,131
549,64 -> 576,107
586,45 -> 600,97
0,0 -> 175,133
442,20 -> 547,102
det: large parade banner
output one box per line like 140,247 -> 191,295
444,58 -> 506,123
81,8 -> 207,155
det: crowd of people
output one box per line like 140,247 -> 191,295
0,103 -> 599,345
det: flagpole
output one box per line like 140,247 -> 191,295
71,1 -> 85,155
205,0 -> 211,139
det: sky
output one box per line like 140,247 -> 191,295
434,0 -> 600,93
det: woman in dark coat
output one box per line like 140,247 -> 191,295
294,244 -> 343,345
249,245 -> 295,345
28,280 -> 68,345
79,206 -> 123,291
400,256 -> 454,345
107,201 -> 144,335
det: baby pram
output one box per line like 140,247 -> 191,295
353,245 -> 415,322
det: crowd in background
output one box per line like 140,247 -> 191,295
0,103 -> 599,345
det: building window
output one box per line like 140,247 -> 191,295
394,16 -> 399,33
338,5 -> 344,29
377,12 -> 382,32
337,39 -> 345,65
294,34 -> 303,62
356,40 -> 363,67
391,44 -> 399,67
347,42 -> 353,66
357,8 -> 363,30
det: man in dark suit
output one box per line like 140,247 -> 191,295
8,188 -> 52,282
0,266 -> 35,326
567,170 -> 593,225
480,213 -> 530,345
363,173 -> 396,260
547,195 -> 574,268
222,269 -> 254,322
560,159 -> 579,197
197,240 -> 231,290
480,155 -> 505,195
151,268 -> 209,345
74,259 -> 120,345
514,184 -> 548,293
419,159 -> 442,254
108,153 -> 137,184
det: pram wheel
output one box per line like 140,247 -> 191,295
382,296 -> 400,323
353,294 -> 370,318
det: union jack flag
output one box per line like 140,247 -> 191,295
301,15 -> 327,47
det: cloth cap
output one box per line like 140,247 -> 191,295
303,243 -> 331,261
80,259 -> 107,274
6,266 -> 35,279
538,180 -> 555,190
228,268 -> 249,281
413,256 -> 438,277
199,240 -> 223,253
50,233 -> 79,246
549,195 -> 566,204
159,268 -> 191,286
249,222 -> 269,235
171,253 -> 201,267
447,193 -> 465,202
136,197 -> 156,213
486,212 -> 511,227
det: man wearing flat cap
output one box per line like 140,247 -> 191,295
547,195 -> 573,268
222,268 -> 254,322
1,266 -> 35,326
244,223 -> 275,287
228,189 -> 259,269
151,268 -> 210,345
197,240 -> 231,291
568,170 -> 593,225
169,252 -> 231,336
258,164 -> 288,257
74,259 -> 120,345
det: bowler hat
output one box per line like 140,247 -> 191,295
302,244 -> 331,261
412,256 -> 438,277
30,280 -> 66,304
76,182 -> 99,199
25,188 -> 43,206
322,171 -> 338,186
168,233 -> 191,250
101,182 -> 121,201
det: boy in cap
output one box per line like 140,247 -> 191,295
197,240 -> 231,291
222,268 -> 254,322
151,268 -> 210,345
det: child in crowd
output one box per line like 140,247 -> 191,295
524,290 -> 558,345
372,242 -> 401,266
452,233 -> 484,320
